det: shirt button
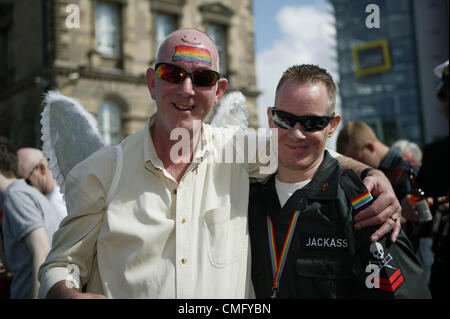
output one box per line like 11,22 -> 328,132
172,189 -> 177,195
181,218 -> 186,224
181,258 -> 187,264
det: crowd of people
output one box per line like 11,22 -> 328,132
0,28 -> 447,299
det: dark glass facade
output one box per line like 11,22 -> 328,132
331,0 -> 423,146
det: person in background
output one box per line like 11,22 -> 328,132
391,139 -> 422,172
0,137 -> 63,298
390,138 -> 427,272
416,60 -> 449,298
17,148 -> 67,221
336,122 -> 414,203
0,208 -> 13,299
336,122 -> 429,270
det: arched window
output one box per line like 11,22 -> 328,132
98,101 -> 121,145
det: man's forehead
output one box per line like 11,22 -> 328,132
179,33 -> 206,47
172,30 -> 211,45
165,30 -> 214,51
159,30 -> 217,68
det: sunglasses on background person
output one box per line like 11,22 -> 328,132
155,62 -> 220,87
270,107 -> 335,132
25,158 -> 45,185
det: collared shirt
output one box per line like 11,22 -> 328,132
38,116 -> 273,298
379,148 -> 413,201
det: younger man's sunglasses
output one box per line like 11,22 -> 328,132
155,62 -> 220,87
270,107 -> 335,131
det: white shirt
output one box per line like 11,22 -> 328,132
275,176 -> 311,208
46,184 -> 68,221
38,117 -> 273,299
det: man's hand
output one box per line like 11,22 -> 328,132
46,280 -> 107,299
353,169 -> 402,243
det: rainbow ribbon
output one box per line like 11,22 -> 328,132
266,210 -> 301,298
350,190 -> 373,210
172,45 -> 211,66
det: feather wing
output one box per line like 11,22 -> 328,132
211,91 -> 249,129
40,90 -> 107,193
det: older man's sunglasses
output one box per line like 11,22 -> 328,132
270,107 -> 335,131
155,62 -> 220,87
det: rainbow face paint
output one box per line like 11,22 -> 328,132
319,130 -> 328,152
172,45 -> 211,66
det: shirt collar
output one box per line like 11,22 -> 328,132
299,150 -> 341,201
143,115 -> 210,170
260,150 -> 341,220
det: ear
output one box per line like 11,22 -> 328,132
213,77 -> 228,107
38,162 -> 46,175
365,142 -> 375,152
327,114 -> 341,137
146,68 -> 156,99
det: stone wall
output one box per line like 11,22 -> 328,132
0,0 -> 259,148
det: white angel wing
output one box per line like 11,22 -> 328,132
211,91 -> 249,129
40,90 -> 249,192
40,90 -> 107,193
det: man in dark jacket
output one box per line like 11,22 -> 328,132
249,64 -> 431,299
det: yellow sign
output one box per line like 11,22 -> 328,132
352,39 -> 391,76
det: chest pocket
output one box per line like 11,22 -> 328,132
293,203 -> 356,298
203,204 -> 245,268
296,258 -> 355,298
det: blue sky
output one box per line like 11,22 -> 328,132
253,0 -> 327,53
252,0 -> 339,148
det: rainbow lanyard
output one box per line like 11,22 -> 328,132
266,210 -> 301,299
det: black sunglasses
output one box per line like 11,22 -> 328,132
270,107 -> 335,131
155,62 -> 220,87
25,159 -> 45,185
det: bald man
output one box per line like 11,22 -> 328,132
0,137 -> 63,298
39,28 -> 401,299
17,148 -> 67,221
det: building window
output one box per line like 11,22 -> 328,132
150,0 -> 184,59
0,3 -> 13,89
207,24 -> 228,75
98,101 -> 121,145
95,1 -> 121,57
155,13 -> 177,54
0,29 -> 8,89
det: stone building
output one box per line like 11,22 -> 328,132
0,0 -> 259,147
